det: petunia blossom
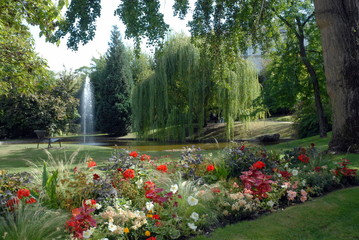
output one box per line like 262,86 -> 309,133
190,212 -> 199,222
187,196 -> 198,206
170,184 -> 178,193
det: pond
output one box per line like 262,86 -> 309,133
65,136 -> 291,151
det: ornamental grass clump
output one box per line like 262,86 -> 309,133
0,203 -> 69,240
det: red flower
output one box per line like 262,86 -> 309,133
279,170 -> 292,180
17,188 -> 30,199
87,161 -> 97,168
93,174 -> 100,180
313,166 -> 322,172
211,187 -> 221,193
123,169 -> 135,179
144,181 -> 156,190
26,197 -> 37,204
6,198 -> 19,209
129,151 -> 139,158
156,165 -> 168,173
298,154 -> 310,163
252,161 -> 266,169
84,199 -> 96,207
117,168 -> 123,172
147,237 -> 157,240
206,165 -> 215,172
152,214 -> 160,220
240,145 -> 245,151
141,154 -> 151,161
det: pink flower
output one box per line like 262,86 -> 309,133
287,190 -> 297,201
300,196 -> 308,202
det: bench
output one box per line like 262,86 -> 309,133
34,130 -> 62,149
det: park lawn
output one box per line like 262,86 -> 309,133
1,131 -> 359,172
191,186 -> 359,240
0,143 -> 181,173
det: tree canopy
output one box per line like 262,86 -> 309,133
132,35 -> 262,141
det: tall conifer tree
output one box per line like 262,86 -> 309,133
95,26 -> 133,136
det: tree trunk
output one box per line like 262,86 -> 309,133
296,19 -> 328,138
314,0 -> 359,152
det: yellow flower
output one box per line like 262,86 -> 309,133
124,228 -> 130,234
145,231 -> 151,236
147,214 -> 153,218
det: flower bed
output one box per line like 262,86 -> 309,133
0,143 -> 358,240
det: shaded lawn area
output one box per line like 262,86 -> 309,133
0,143 -> 181,173
265,132 -> 359,169
192,187 -> 359,240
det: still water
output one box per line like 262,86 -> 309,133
73,138 -> 285,152
76,139 -> 234,151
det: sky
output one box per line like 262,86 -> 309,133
31,0 -> 192,72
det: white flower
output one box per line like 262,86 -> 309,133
187,196 -> 198,206
85,199 -> 92,206
301,180 -> 306,186
135,178 -> 143,188
95,203 -> 102,209
170,184 -> 179,193
267,200 -> 275,208
108,222 -> 117,232
101,238 -> 109,240
82,229 -> 93,239
146,201 -> 154,211
277,173 -> 282,178
292,169 -> 299,176
188,222 -> 197,231
190,212 -> 199,222
281,184 -> 288,189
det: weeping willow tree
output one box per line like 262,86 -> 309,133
132,34 -> 262,141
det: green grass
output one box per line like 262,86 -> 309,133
192,187 -> 359,240
0,143 -> 182,172
0,143 -> 113,172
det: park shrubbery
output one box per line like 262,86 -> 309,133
0,144 -> 357,240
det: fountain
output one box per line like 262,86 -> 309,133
81,76 -> 94,143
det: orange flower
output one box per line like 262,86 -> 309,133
123,169 -> 135,179
87,161 -> 97,168
156,165 -> 168,173
25,197 -> 37,204
129,151 -> 139,158
141,154 -> 151,161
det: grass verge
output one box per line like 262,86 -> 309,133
191,187 -> 359,240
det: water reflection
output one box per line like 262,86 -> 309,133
74,139 -> 287,151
